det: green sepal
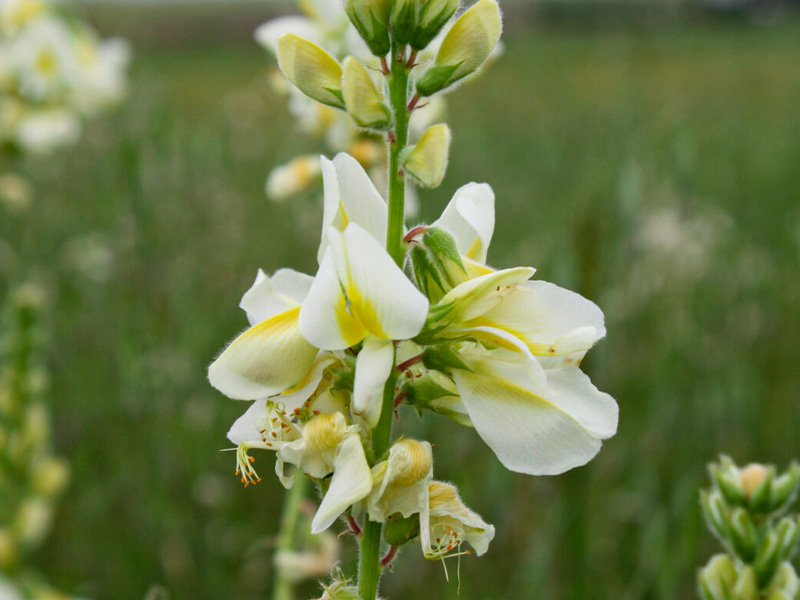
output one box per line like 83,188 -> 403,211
733,567 -> 759,600
423,227 -> 467,284
422,344 -> 471,373
390,1 -> 416,45
384,512 -> 420,546
702,490 -> 730,543
776,517 -> 800,561
402,373 -> 457,405
323,87 -> 347,108
409,244 -> 447,301
347,8 -> 391,57
415,62 -> 461,97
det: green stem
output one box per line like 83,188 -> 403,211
357,42 -> 412,600
385,42 -> 411,268
273,472 -> 308,600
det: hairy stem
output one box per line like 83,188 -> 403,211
273,472 -> 308,600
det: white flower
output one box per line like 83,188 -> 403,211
421,481 -> 495,559
11,16 -> 78,102
15,108 -> 81,154
208,268 -> 319,400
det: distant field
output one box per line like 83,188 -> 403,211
3,15 -> 800,600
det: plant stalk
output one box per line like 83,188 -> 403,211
357,42 -> 412,600
273,472 -> 308,600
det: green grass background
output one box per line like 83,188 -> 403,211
2,7 -> 800,599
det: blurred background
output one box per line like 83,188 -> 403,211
1,0 -> 800,598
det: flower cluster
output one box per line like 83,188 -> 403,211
699,456 -> 800,600
0,284 -> 72,599
255,0 -> 498,209
0,0 -> 130,155
211,0 -> 617,594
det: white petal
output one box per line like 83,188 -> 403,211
277,354 -> 339,411
209,306 -> 319,400
311,435 -> 373,533
352,336 -> 394,429
433,182 -> 495,263
540,365 -> 618,439
475,280 -> 606,355
300,247 -> 366,350
254,16 -> 321,55
227,399 -> 269,445
440,267 -> 534,322
452,353 -> 610,475
303,225 -> 429,349
240,268 -> 314,326
317,153 -> 388,263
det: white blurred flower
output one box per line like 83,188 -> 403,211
10,16 -> 78,102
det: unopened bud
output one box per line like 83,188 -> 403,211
391,0 -> 459,50
303,413 -> 348,453
776,517 -> 800,560
733,567 -> 759,600
342,57 -> 392,131
401,124 -> 451,188
277,33 -> 345,109
415,0 -> 502,97
699,554 -> 737,600
740,463 -> 770,498
266,155 -> 322,202
771,463 -> 800,511
729,507 -> 758,562
712,456 -> 746,507
31,457 -> 70,497
748,465 -> 775,514
409,226 -> 467,302
755,531 -> 783,589
770,563 -> 799,599
345,0 -> 391,56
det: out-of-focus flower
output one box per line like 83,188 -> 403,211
0,0 -> 130,155
0,172 -> 32,214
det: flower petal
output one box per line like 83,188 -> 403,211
433,182 -> 495,263
452,350 -> 612,475
277,353 -> 339,411
352,336 -> 395,429
227,399 -> 269,445
300,245 -> 367,350
209,306 -> 318,400
254,16 -> 321,55
472,280 -> 606,355
303,224 -> 429,349
240,268 -> 314,326
440,267 -> 534,322
311,435 -> 373,533
318,153 -> 388,263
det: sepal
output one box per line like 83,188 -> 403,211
345,0 -> 391,56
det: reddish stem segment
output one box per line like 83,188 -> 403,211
348,515 -> 363,536
381,56 -> 391,75
380,546 -> 399,567
407,94 -> 421,112
403,225 -> 428,244
396,353 -> 423,372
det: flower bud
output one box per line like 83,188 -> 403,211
776,517 -> 800,560
345,0 -> 391,56
342,57 -> 392,131
303,413 -> 348,453
400,124 -> 451,188
733,567 -> 759,600
277,33 -> 346,109
391,0 -> 460,50
771,463 -> 800,512
729,507 -> 758,563
770,563 -> 799,598
390,439 -> 432,487
699,555 -> 737,600
746,464 -> 775,514
755,531 -> 783,589
414,0 -> 502,97
31,457 -> 70,497
265,155 -> 322,202
712,456 -> 746,507
701,490 -> 729,541
408,226 -> 468,302
14,497 -> 52,546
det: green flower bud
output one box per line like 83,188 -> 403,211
342,57 -> 392,130
408,226 -> 467,302
345,0 -> 391,56
391,0 -> 460,50
728,508 -> 758,563
755,532 -> 783,589
748,465 -> 776,514
400,124 -> 451,188
768,563 -> 799,598
776,517 -> 800,561
733,567 -> 759,600
699,554 -> 737,600
384,513 -> 421,546
771,463 -> 800,512
277,33 -> 345,109
702,490 -> 730,542
415,0 -> 502,97
712,457 -> 746,507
